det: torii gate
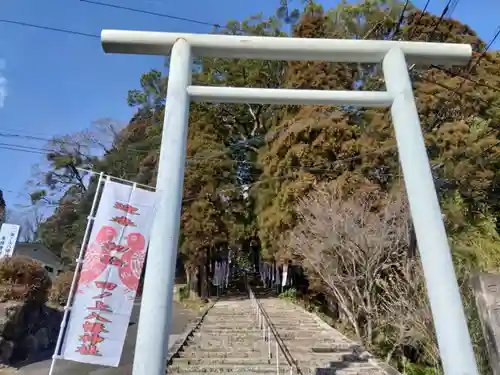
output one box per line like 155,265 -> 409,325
101,30 -> 477,375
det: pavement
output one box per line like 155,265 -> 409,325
14,300 -> 197,375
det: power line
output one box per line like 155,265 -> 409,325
421,23 -> 500,132
29,132 -> 500,209
0,136 -> 267,167
430,65 -> 500,94
0,142 -> 55,153
0,19 -> 100,38
0,130 -> 153,154
399,0 -> 498,134
2,8 -> 497,170
468,25 -> 500,71
391,0 -> 410,38
79,0 -> 221,28
0,145 -> 47,155
407,0 -> 431,40
426,0 -> 459,41
4,15 -> 498,105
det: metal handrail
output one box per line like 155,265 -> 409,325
245,274 -> 297,375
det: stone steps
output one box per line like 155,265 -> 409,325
167,298 -> 277,374
185,341 -> 264,350
178,348 -> 351,359
167,279 -> 395,375
179,348 -> 269,358
167,363 -> 290,373
256,296 -> 395,375
168,369 -> 288,375
197,328 -> 262,334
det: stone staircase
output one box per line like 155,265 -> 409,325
167,297 -> 290,374
259,297 -> 394,375
166,269 -> 397,375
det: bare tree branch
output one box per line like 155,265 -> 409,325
284,181 -> 438,363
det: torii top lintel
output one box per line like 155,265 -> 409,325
101,30 -> 472,66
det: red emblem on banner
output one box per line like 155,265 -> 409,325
78,226 -> 117,286
119,233 -> 146,292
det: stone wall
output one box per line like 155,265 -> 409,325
472,273 -> 500,375
0,301 -> 62,364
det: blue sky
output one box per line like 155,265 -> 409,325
0,0 -> 499,213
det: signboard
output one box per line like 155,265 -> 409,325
60,180 -> 155,366
0,223 -> 20,258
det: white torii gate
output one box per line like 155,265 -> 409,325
101,30 -> 477,375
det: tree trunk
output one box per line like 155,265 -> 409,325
200,263 -> 209,300
186,265 -> 199,299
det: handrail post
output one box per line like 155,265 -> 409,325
247,277 -> 299,374
276,341 -> 279,374
268,329 -> 271,360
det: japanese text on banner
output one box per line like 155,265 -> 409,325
60,180 -> 155,367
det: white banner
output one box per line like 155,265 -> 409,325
282,264 -> 288,287
0,223 -> 20,258
61,180 -> 155,366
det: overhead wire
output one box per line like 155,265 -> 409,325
79,0 -> 221,28
400,0 -> 499,161
2,3 -> 499,204
426,0 -> 457,41
0,19 -> 100,38
391,0 -> 410,38
407,0 -> 431,40
420,24 -> 500,133
406,0 -> 500,133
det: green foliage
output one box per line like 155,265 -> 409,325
279,287 -> 298,301
234,253 -> 252,270
402,363 -> 440,375
127,69 -> 167,111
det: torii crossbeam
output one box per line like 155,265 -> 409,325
101,30 -> 476,375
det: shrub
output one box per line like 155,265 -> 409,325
49,271 -> 74,306
279,287 -> 298,301
0,256 -> 52,303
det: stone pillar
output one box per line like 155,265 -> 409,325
471,273 -> 500,375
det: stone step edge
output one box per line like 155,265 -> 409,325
166,298 -> 218,366
271,297 -> 403,375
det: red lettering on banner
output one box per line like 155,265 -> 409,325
88,301 -> 113,313
93,292 -> 112,299
85,312 -> 111,322
73,193 -> 149,360
80,334 -> 105,345
114,202 -> 139,215
92,281 -> 117,299
83,321 -> 108,335
76,320 -> 109,355
110,216 -> 136,227
76,343 -> 102,356
75,279 -> 113,356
